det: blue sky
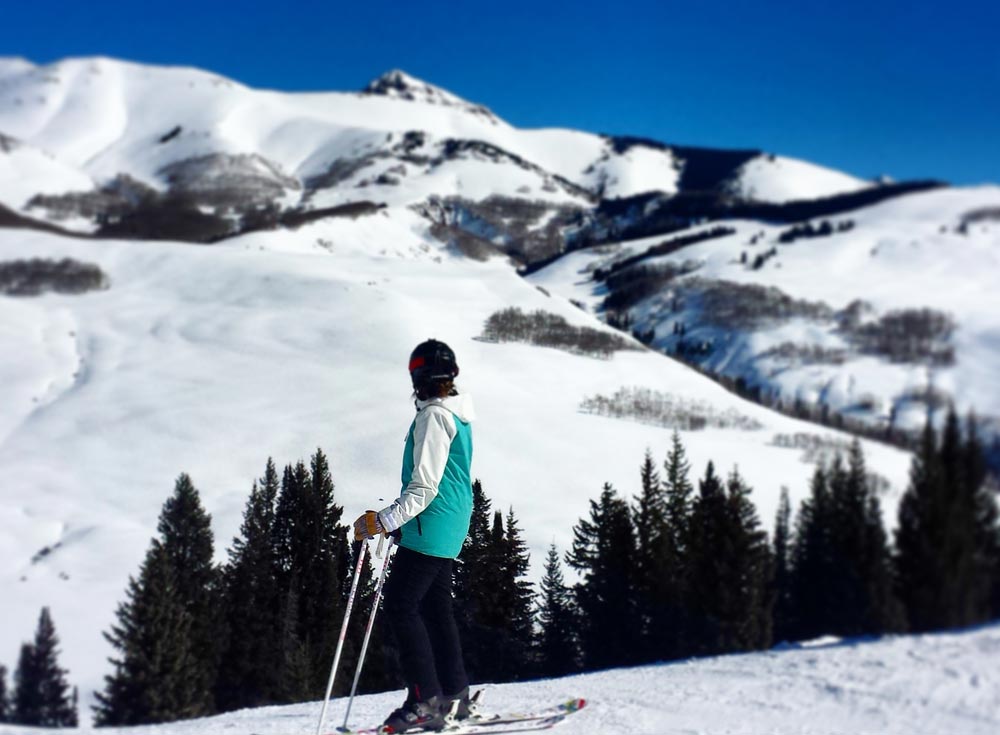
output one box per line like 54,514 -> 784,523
2,0 -> 997,184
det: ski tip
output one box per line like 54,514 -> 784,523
562,697 -> 587,712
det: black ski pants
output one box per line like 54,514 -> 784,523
383,545 -> 468,703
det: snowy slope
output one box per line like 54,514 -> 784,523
0,54 -> 989,719
2,623 -> 997,734
727,153 -> 873,203
529,185 -> 1000,434
0,134 -> 95,211
0,212 -> 912,714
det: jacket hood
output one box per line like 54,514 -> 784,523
416,390 -> 475,424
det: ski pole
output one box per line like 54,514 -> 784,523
341,536 -> 395,729
316,540 -> 368,735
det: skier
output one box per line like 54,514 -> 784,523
353,339 -> 476,733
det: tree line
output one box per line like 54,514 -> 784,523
8,408 -> 999,726
533,408 -> 999,675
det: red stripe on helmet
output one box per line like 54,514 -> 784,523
408,356 -> 426,372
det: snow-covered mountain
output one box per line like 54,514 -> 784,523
0,55 -> 996,718
530,186 -> 1000,442
0,57 -> 876,251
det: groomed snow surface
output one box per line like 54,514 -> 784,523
2,623 -> 996,735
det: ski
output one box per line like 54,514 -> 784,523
336,698 -> 586,735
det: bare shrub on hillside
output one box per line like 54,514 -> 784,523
27,174 -> 157,223
770,433 -> 892,493
481,307 -> 637,357
421,196 -> 585,264
777,219 -> 855,244
847,308 -> 955,365
756,342 -> 849,365
580,387 -> 763,430
0,258 -> 109,296
602,261 -> 701,312
687,278 -> 834,329
771,432 -> 853,463
159,153 -> 300,210
961,207 -> 1000,224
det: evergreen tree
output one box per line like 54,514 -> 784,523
534,544 -> 579,677
964,416 -> 1000,621
686,465 -> 771,654
454,479 -> 493,609
896,410 -> 999,630
789,464 -> 838,639
216,459 -> 282,710
269,452 -> 350,699
276,576 -> 312,702
306,449 -> 349,693
157,473 -> 220,713
452,479 -> 501,683
467,510 -> 530,681
0,665 -> 9,722
498,508 -> 535,678
772,486 -> 794,642
800,445 -> 899,637
94,541 -> 202,725
12,645 -> 36,725
632,449 -> 666,654
567,483 -> 642,669
12,608 -> 76,726
656,431 -> 695,659
845,441 -> 902,634
663,431 -> 695,538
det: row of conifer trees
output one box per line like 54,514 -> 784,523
4,408 -> 998,726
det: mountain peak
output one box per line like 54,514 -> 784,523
361,69 -> 499,123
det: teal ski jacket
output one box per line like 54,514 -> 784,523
376,392 -> 474,559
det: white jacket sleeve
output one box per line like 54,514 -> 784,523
378,406 -> 456,532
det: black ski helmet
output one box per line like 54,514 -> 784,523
409,339 -> 459,388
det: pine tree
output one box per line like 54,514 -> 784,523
534,544 -> 579,677
455,479 -> 493,606
216,459 -> 282,710
497,508 -> 535,678
798,445 -> 899,637
844,441 -> 901,633
269,452 -> 349,699
789,464 -> 837,639
452,479 -> 498,683
686,465 -> 771,654
11,608 -> 76,726
94,541 -> 202,725
306,449 -> 349,693
157,473 -> 220,714
896,410 -> 999,630
567,483 -> 642,669
632,449 -> 666,655
964,416 -> 1000,621
0,665 -> 9,722
276,576 -> 312,702
655,431 -> 695,659
772,486 -> 794,642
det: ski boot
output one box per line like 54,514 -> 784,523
381,696 -> 445,733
